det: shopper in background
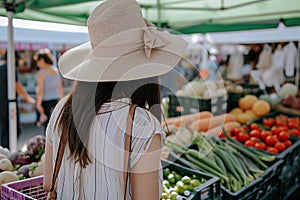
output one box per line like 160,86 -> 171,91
34,49 -> 64,132
43,0 -> 187,199
0,50 -> 35,148
160,60 -> 186,98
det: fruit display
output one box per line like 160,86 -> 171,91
229,94 -> 271,124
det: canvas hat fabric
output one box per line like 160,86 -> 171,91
58,0 -> 188,82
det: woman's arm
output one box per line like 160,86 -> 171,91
36,72 -> 45,115
131,134 -> 162,200
16,81 -> 36,104
57,75 -> 64,98
43,141 -> 53,192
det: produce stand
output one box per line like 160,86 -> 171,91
252,111 -> 300,200
163,85 -> 300,200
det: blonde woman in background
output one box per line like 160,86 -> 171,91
34,49 -> 64,131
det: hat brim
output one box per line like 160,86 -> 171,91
58,32 -> 188,82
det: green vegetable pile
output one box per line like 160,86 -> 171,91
161,168 -> 206,200
166,130 -> 276,192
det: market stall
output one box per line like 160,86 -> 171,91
0,1 -> 300,199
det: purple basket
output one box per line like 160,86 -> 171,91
1,176 -> 47,200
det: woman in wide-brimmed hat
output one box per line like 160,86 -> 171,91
43,0 -> 187,199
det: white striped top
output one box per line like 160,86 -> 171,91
46,97 -> 165,200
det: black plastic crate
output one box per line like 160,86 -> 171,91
251,111 -> 300,200
278,161 -> 300,200
168,95 -> 227,117
239,83 -> 272,96
226,92 -> 244,112
161,159 -> 221,200
256,159 -> 284,200
168,145 -> 284,200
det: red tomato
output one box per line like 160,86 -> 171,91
274,142 -> 286,152
278,131 -> 290,142
265,135 -> 278,146
289,129 -> 300,137
267,147 -> 279,154
238,132 -> 250,142
241,125 -> 248,131
232,128 -> 242,136
250,137 -> 259,143
263,118 -> 275,127
278,126 -> 289,132
249,130 -> 261,138
271,127 -> 281,135
288,118 -> 300,127
288,122 -> 299,129
219,131 -> 226,138
284,140 -> 292,148
232,136 -> 238,141
260,131 -> 272,141
244,140 -> 255,147
254,142 -> 267,150
276,117 -> 286,127
249,123 -> 261,131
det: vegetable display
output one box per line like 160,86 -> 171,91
222,114 -> 299,154
166,133 -> 275,192
161,168 -> 206,200
0,135 -> 46,186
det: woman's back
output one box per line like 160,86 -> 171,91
38,67 -> 60,101
46,97 -> 165,199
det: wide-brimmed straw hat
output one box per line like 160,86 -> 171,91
58,0 -> 188,82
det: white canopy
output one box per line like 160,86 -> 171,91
204,23 -> 300,44
0,17 -> 89,47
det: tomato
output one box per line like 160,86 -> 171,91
249,130 -> 260,138
241,125 -> 248,131
244,140 -> 255,147
232,136 -> 238,141
263,118 -> 275,127
232,128 -> 242,136
278,126 -> 289,132
238,132 -> 250,142
271,127 -> 281,135
289,129 -> 300,137
254,142 -> 266,150
219,131 -> 226,138
260,131 -> 272,141
287,122 -> 299,129
267,147 -> 278,154
276,117 -> 286,127
288,118 -> 300,127
249,123 -> 261,131
265,135 -> 278,146
274,142 -> 286,152
284,140 -> 292,148
278,131 -> 290,142
250,137 -> 259,143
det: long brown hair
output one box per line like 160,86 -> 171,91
55,77 -> 161,168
